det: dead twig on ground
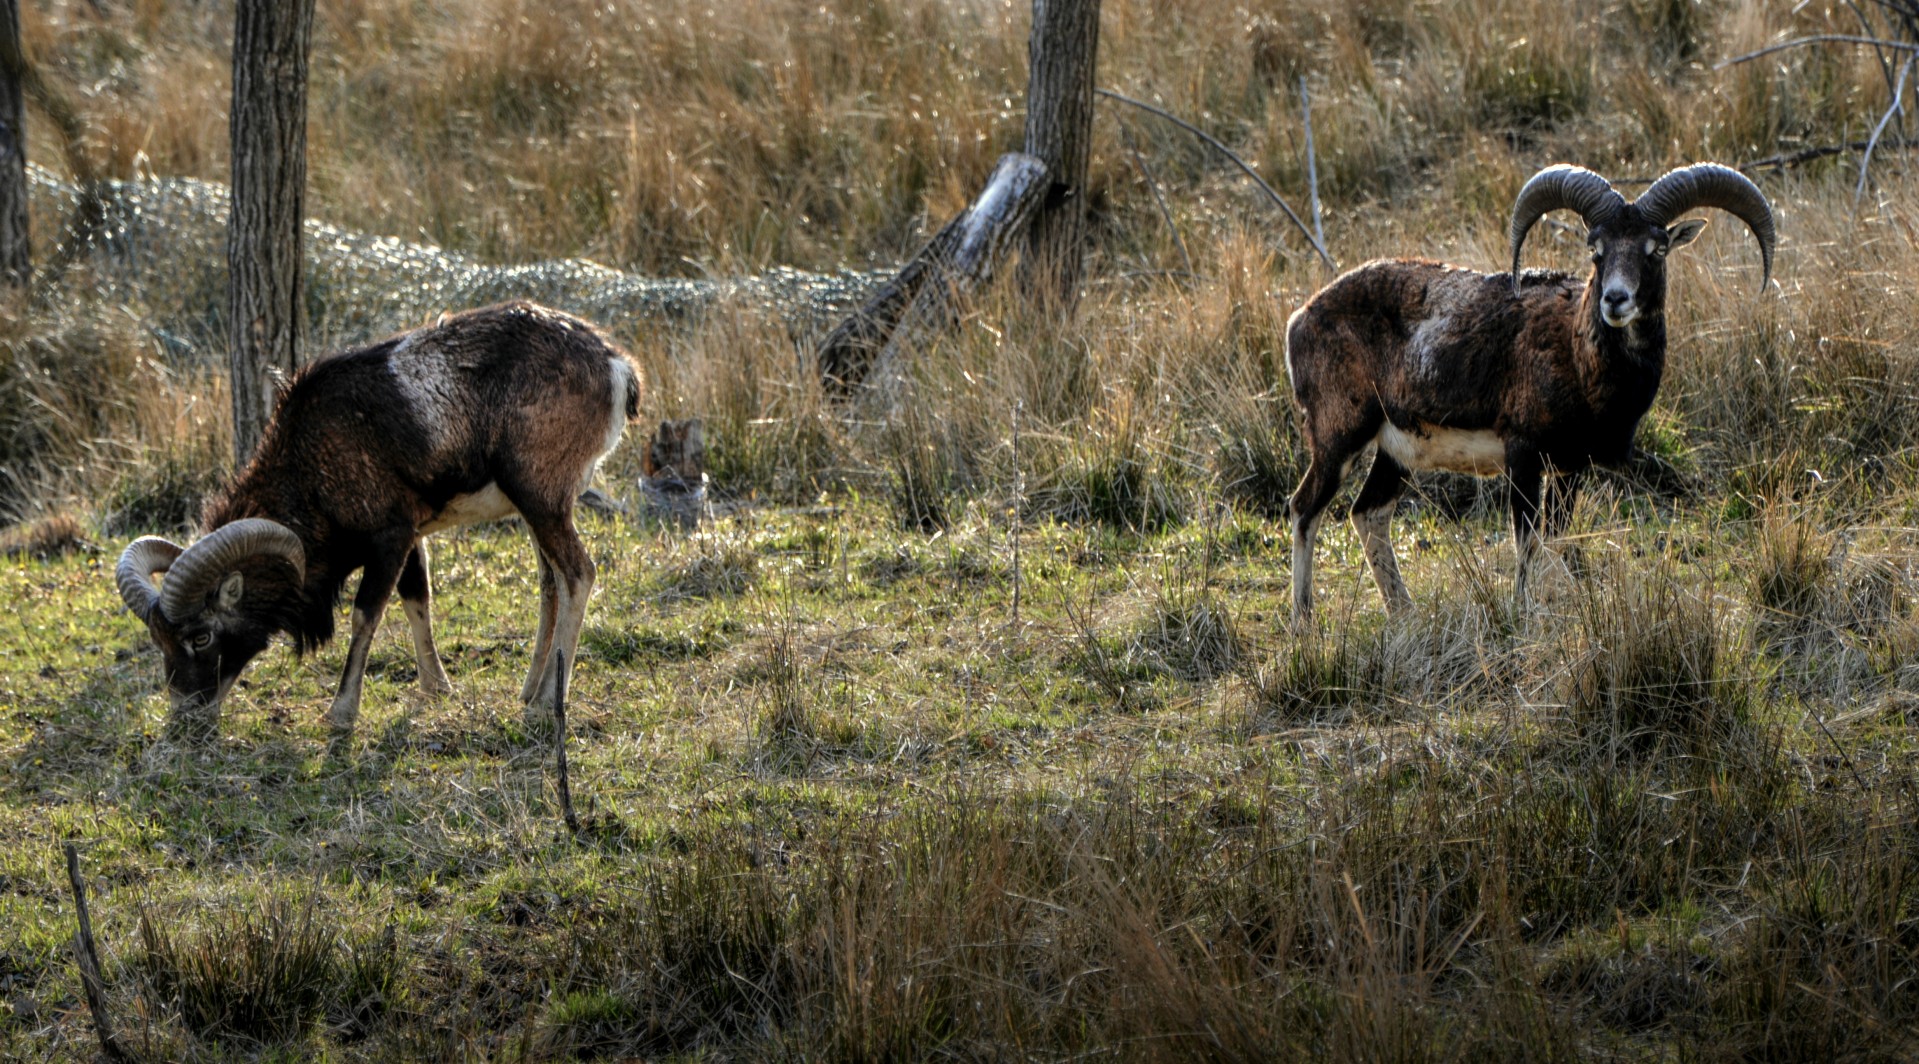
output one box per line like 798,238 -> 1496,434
63,842 -> 131,1062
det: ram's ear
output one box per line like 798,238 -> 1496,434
1666,217 -> 1708,252
217,572 -> 245,613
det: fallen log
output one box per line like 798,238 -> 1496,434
817,151 -> 1048,393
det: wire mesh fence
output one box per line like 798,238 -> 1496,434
27,165 -> 885,363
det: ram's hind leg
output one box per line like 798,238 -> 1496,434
520,552 -> 558,704
521,510 -> 595,717
398,542 -> 451,697
1351,451 -> 1412,614
1287,402 -> 1380,626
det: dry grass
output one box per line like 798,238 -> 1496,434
3,0 -> 1919,1060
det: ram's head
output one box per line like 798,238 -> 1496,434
116,518 -> 306,733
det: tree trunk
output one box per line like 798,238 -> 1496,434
1019,0 -> 1101,315
0,0 -> 29,288
227,0 -> 313,466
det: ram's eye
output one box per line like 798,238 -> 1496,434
1589,249 -> 1603,264
188,632 -> 213,652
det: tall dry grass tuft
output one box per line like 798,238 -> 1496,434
137,895 -> 402,1047
620,306 -> 847,505
1710,793 -> 1919,1061
1566,553 -> 1748,757
1130,567 -> 1243,683
878,398 -> 979,533
546,849 -> 798,1058
0,293 -> 227,525
1031,409 -> 1191,535
1750,502 -> 1834,627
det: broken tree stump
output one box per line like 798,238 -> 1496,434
816,151 -> 1048,394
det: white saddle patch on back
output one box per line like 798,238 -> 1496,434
1377,422 -> 1506,476
421,482 -> 517,534
388,336 -> 466,456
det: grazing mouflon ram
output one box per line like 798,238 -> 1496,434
1284,163 -> 1775,622
115,301 -> 639,737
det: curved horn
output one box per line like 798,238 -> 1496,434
1632,162 -> 1776,291
1509,164 -> 1628,291
116,537 -> 183,621
159,518 -> 306,622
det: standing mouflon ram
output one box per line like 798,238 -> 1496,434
1284,163 -> 1775,622
115,301 -> 639,738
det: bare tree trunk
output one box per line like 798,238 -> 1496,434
1019,0 -> 1101,315
227,0 -> 313,465
0,0 -> 29,288
812,0 -> 1098,391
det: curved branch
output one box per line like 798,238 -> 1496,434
1855,52 -> 1916,211
1095,87 -> 1337,271
1715,34 -> 1919,70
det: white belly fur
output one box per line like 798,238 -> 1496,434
420,482 -> 517,534
1377,423 -> 1507,476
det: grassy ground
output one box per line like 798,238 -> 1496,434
1,487 -> 1916,1060
2,0 -> 1919,1059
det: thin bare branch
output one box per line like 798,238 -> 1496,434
1716,34 -> 1919,70
1855,52 -> 1916,210
1094,87 -> 1338,271
1300,76 -> 1327,258
1117,119 -> 1194,281
1737,140 -> 1890,169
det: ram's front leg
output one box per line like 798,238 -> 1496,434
329,545 -> 407,735
1506,445 -> 1546,615
1544,469 -> 1586,579
398,542 -> 451,697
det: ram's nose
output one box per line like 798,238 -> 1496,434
1601,288 -> 1637,327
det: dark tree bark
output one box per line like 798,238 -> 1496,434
227,0 -> 313,465
0,0 -> 30,288
1019,0 -> 1101,315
